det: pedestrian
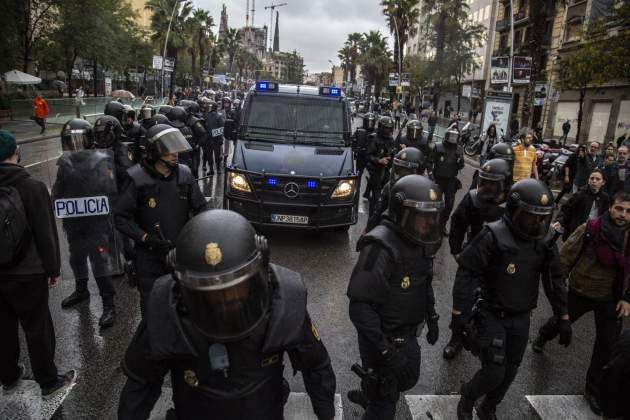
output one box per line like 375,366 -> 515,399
533,191 -> 630,415
32,94 -> 49,134
0,129 -> 77,398
479,123 -> 499,165
118,210 -> 336,420
603,152 -> 618,195
553,168 -> 610,241
347,175 -> 441,419
616,145 -> 629,193
427,111 -> 438,142
355,112 -> 377,199
114,123 -> 208,315
562,119 -> 571,144
534,122 -> 543,144
168,95 -> 177,106
555,145 -> 579,205
574,141 -> 604,191
394,105 -> 401,130
443,159 -> 510,360
511,130 -> 538,183
456,179 -> 571,420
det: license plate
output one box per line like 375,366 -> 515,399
271,214 -> 309,225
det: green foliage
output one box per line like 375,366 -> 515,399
220,27 -> 242,74
404,54 -> 430,95
284,50 -> 304,84
358,31 -> 393,97
381,0 -> 421,71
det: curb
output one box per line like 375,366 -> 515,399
18,133 -> 59,145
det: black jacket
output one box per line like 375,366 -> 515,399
0,163 -> 60,278
556,186 -> 609,241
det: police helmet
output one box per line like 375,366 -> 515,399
377,116 -> 395,138
147,113 -> 171,127
390,147 -> 424,185
488,142 -> 515,162
406,119 -> 423,142
93,115 -> 123,148
388,175 -> 444,246
104,101 -> 126,124
122,104 -> 136,121
443,123 -> 460,145
179,100 -> 198,116
157,105 -> 173,115
505,179 -> 553,240
139,105 -> 155,122
363,112 -> 377,131
233,98 -> 241,108
145,124 -> 192,164
477,158 -> 511,204
60,118 -> 94,152
166,106 -> 187,129
170,210 -> 271,341
209,101 -> 219,112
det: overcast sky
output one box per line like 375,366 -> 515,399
193,0 -> 391,73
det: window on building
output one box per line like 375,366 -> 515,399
564,19 -> 583,42
499,33 -> 508,50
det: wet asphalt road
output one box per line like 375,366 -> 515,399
11,122 -> 625,420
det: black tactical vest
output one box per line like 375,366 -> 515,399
145,265 -> 307,419
481,219 -> 548,314
432,143 -> 462,179
467,190 -> 505,241
127,163 -> 194,243
361,222 -> 432,334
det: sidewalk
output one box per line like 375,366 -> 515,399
0,119 -> 63,143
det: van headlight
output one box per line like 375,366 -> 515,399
331,179 -> 355,199
229,172 -> 252,193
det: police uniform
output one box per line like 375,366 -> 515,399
430,141 -> 464,232
366,133 -> 397,216
204,110 -> 225,175
187,113 -> 208,178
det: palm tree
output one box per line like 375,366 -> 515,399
358,31 -> 392,98
381,0 -> 420,74
337,45 -> 352,84
208,32 -> 224,74
220,27 -> 241,74
345,32 -> 363,85
185,9 -> 214,85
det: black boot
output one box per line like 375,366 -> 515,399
475,397 -> 498,420
584,390 -> 602,416
61,288 -> 90,308
99,302 -> 116,328
531,334 -> 546,354
443,314 -> 465,360
457,384 -> 475,420
347,389 -> 368,409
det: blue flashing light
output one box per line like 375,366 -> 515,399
306,180 -> 317,189
329,87 -> 341,96
256,81 -> 278,92
267,177 -> 277,186
319,86 -> 341,97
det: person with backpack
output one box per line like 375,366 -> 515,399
532,191 -> 630,416
0,129 -> 77,398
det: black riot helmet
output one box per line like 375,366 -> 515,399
145,123 -> 192,164
104,101 -> 126,124
166,106 -> 187,128
222,96 -> 232,109
179,100 -> 197,116
377,116 -> 395,138
362,112 -> 377,131
488,142 -> 515,163
147,113 -> 171,128
93,115 -> 123,148
388,175 -> 444,246
209,101 -> 219,112
505,179 -> 553,240
443,123 -> 460,145
390,147 -> 425,185
122,104 -> 136,121
171,210 -> 271,342
477,158 -> 511,204
157,105 -> 173,115
139,105 -> 155,122
406,119 -> 423,142
60,118 -> 94,151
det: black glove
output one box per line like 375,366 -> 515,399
426,314 -> 440,345
558,318 -> 572,347
144,234 -> 173,254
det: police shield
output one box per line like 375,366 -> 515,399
51,148 -> 124,280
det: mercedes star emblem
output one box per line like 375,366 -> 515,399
284,182 -> 300,198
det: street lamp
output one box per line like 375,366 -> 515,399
161,0 -> 186,99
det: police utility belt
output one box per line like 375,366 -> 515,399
474,298 -> 530,319
385,323 -> 424,347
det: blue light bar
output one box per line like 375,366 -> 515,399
256,81 -> 278,92
319,86 -> 341,97
267,177 -> 277,186
306,180 -> 317,189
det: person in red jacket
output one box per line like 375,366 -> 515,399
33,94 -> 49,134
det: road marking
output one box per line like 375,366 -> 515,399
24,153 -> 62,169
405,395 -> 482,420
0,379 -> 76,420
526,395 -> 600,420
150,388 -> 343,419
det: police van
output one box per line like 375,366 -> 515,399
223,81 -> 358,230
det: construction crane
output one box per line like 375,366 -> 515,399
264,2 -> 287,50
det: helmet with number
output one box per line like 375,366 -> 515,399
505,179 -> 553,240
488,142 -> 515,163
170,209 -> 271,341
60,118 -> 94,151
388,175 -> 444,246
166,106 -> 187,129
93,115 -> 123,148
145,124 -> 192,164
157,105 -> 173,115
390,147 -> 425,185
477,158 -> 511,204
406,119 -> 423,142
104,101 -> 126,124
362,112 -> 377,131
443,123 -> 460,145
377,116 -> 395,138
139,105 -> 155,122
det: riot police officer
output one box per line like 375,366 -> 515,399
118,210 -> 336,420
398,119 -> 426,155
93,115 -> 136,189
366,116 -> 398,215
138,105 -> 156,131
443,158 -> 510,360
469,142 -> 515,191
167,105 -> 200,177
114,124 -> 208,315
365,147 -> 425,232
354,112 -> 377,198
220,97 -> 234,163
104,100 -> 127,125
121,105 -> 144,146
53,119 -> 119,327
429,124 -> 465,236
204,101 -> 225,176
179,100 -> 208,178
454,179 -> 571,420
347,175 -> 442,419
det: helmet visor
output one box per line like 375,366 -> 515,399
477,177 -> 505,203
380,125 -> 394,138
407,125 -> 420,141
177,257 -> 270,341
510,206 -> 552,239
62,129 -> 91,151
140,108 -> 153,120
391,158 -> 419,183
151,127 -> 192,155
93,124 -> 117,148
400,200 -> 443,245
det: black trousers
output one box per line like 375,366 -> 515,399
435,178 -> 458,229
67,234 -> 115,304
0,275 -> 58,387
358,334 -> 421,420
463,310 -> 530,406
203,142 -> 222,173
538,289 -> 622,394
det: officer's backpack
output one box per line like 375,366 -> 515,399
0,186 -> 31,268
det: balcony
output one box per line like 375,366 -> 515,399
495,11 -> 528,32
